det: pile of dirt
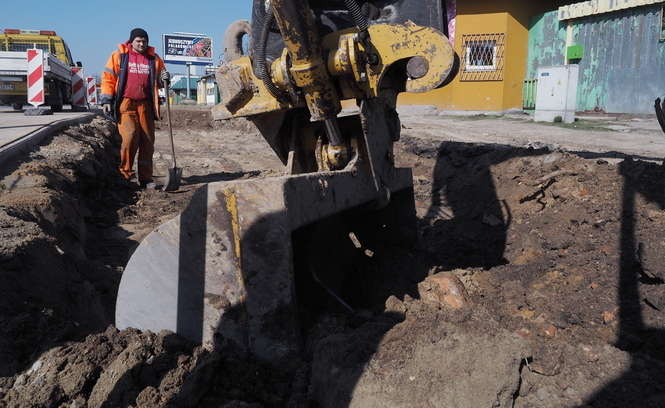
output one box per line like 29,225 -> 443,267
3,327 -> 216,408
164,106 -> 214,131
0,118 -> 123,378
310,299 -> 528,408
0,114 -> 300,408
165,106 -> 256,134
0,118 -> 205,407
395,135 -> 665,407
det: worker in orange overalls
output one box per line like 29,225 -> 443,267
100,28 -> 169,189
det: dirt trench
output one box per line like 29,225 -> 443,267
1,108 -> 665,407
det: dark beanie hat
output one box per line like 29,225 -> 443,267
129,28 -> 149,43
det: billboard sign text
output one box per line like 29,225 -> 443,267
163,33 -> 213,65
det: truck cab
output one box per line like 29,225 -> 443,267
0,29 -> 75,111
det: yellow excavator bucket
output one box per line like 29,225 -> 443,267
116,117 -> 416,362
116,0 -> 455,364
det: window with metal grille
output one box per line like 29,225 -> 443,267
460,33 -> 505,81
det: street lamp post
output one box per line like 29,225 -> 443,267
186,62 -> 192,100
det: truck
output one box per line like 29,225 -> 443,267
0,29 -> 78,111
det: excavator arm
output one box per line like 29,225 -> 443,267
116,0 -> 455,364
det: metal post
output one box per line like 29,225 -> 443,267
186,62 -> 192,99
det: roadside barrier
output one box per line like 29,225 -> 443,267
71,67 -> 87,109
27,49 -> 44,107
86,76 -> 97,105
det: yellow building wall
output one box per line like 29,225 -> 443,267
398,0 -> 558,111
501,12 -> 530,110
397,13 -> 510,110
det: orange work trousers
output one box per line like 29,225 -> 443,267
117,98 -> 155,183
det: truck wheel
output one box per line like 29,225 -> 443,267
50,84 -> 65,112
12,103 -> 23,111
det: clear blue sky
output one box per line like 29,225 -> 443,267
4,0 -> 252,78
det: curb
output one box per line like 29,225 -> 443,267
0,113 -> 98,167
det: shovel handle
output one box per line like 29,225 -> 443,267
164,80 -> 177,168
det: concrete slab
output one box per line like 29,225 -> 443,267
576,115 -> 619,121
24,107 -> 53,116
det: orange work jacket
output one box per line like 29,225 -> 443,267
100,43 -> 165,121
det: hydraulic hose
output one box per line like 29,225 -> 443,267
343,0 -> 369,34
255,4 -> 286,101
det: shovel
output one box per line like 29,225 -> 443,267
162,80 -> 182,192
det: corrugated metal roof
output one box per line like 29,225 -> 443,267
559,0 -> 664,20
170,77 -> 199,90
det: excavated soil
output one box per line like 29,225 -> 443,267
1,107 -> 665,407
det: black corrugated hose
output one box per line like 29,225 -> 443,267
255,4 -> 286,101
344,0 -> 369,34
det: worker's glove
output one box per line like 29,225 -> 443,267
102,103 -> 112,115
160,70 -> 170,84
